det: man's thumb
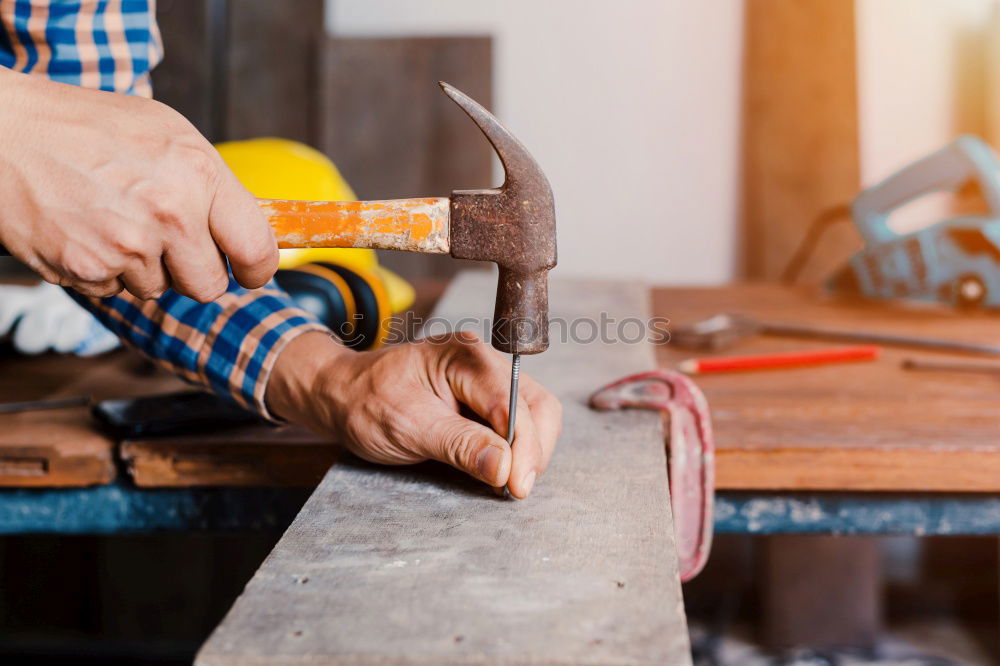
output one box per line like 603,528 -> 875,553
426,414 -> 512,487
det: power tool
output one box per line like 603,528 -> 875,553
829,135 -> 1000,308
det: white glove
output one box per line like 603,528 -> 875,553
0,282 -> 121,356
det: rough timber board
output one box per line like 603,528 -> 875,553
197,271 -> 690,666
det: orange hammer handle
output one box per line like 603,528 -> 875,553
258,197 -> 451,254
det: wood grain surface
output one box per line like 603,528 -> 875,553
197,272 -> 691,666
0,277 -> 452,490
225,0 -> 325,143
123,425 -> 334,488
6,281 -> 997,496
742,0 -> 862,281
0,407 -> 112,487
152,0 -> 220,139
653,283 -> 1000,491
153,0 -> 324,144
0,351 -> 184,487
320,36 -> 492,281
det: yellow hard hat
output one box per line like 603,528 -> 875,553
215,138 -> 415,312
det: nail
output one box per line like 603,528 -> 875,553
521,470 -> 537,496
477,445 -> 504,484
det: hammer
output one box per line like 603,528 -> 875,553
2,83 -> 557,445
262,83 -> 557,446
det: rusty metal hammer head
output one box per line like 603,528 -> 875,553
439,82 -> 557,355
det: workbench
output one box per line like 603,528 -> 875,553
654,284 -> 1000,494
1,282 -> 996,532
1,280 -> 998,654
2,283 -> 998,532
654,283 -> 1000,648
656,283 -> 1000,537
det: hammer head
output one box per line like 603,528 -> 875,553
440,82 -> 557,356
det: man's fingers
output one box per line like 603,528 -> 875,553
69,277 -> 124,299
444,338 -> 519,435
520,374 -> 563,475
420,410 -> 512,488
439,336 -> 563,497
506,394 -> 544,499
120,257 -> 171,300
163,237 -> 230,303
31,253 -> 123,299
207,168 -> 278,289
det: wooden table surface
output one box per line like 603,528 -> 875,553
652,284 -> 1000,492
2,281 -> 998,493
0,278 -> 452,489
0,351 -> 184,486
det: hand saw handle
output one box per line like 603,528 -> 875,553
0,197 -> 452,258
259,197 -> 451,254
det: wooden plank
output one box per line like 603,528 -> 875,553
122,425 -> 334,488
123,279 -> 450,489
154,0 -> 323,143
653,283 -> 1000,491
320,37 -> 492,280
760,535 -> 881,649
742,0 -> 862,281
0,277 -> 449,490
0,351 -> 185,487
152,0 -> 221,140
0,408 -> 113,487
320,37 -> 492,200
197,272 -> 690,665
224,0 -> 324,143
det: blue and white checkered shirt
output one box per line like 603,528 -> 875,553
1,0 -> 329,417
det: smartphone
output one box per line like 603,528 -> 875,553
92,391 -> 262,438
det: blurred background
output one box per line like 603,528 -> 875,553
3,1 -> 1000,664
152,0 -> 1000,286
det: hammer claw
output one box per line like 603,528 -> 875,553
438,82 -> 550,196
440,82 -> 557,356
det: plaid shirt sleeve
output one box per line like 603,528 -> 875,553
67,283 -> 331,418
1,0 -> 333,418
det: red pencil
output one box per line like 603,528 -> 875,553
678,345 -> 881,375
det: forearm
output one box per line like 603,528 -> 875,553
264,330 -> 351,426
70,281 -> 331,418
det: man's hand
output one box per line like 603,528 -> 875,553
0,68 -> 278,302
267,331 -> 562,499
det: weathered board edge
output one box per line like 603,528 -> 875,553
197,273 -> 690,665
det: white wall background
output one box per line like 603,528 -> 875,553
855,0 -> 994,233
329,1 -> 998,281
328,0 -> 745,284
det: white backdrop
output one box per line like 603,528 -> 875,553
856,0 -> 993,235
327,0 -> 744,284
327,0 -> 1000,282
